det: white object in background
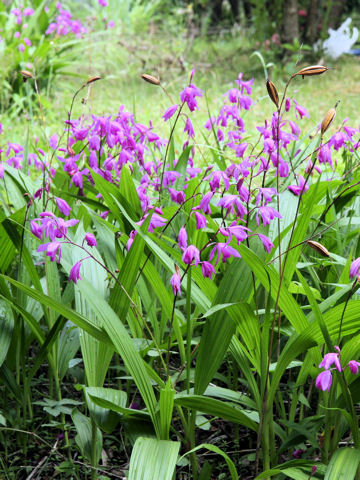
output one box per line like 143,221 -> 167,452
322,18 -> 359,59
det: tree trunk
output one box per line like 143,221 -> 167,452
304,0 -> 320,44
327,0 -> 345,30
229,0 -> 240,22
282,0 -> 299,44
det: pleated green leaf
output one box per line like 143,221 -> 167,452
71,408 -> 102,464
2,276 -> 111,345
85,387 -> 126,434
174,394 -> 258,432
324,448 -> 360,480
159,378 -> 175,440
238,244 -> 308,332
181,443 -> 238,480
194,258 -> 253,395
74,279 -> 161,436
128,437 -> 180,480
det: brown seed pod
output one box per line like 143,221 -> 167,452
86,76 -> 101,85
295,65 -> 328,79
266,79 -> 279,108
307,240 -> 330,257
321,108 -> 336,135
20,70 -> 34,82
67,145 -> 76,157
141,74 -> 160,86
320,101 -> 339,135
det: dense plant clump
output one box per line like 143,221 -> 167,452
1,3 -> 360,479
0,56 -> 360,480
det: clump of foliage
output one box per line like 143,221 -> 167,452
0,56 -> 360,480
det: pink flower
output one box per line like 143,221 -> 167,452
194,211 -> 207,229
37,241 -> 62,262
184,117 -> 195,138
170,271 -> 181,296
288,175 -> 309,196
56,197 -> 72,216
349,360 -> 360,375
162,105 -> 178,122
315,370 -> 332,391
201,261 -> 215,279
200,192 -> 213,215
258,234 -> 274,253
178,226 -> 188,250
23,8 -> 35,16
209,243 -> 241,265
182,245 -> 200,266
30,220 -> 43,239
84,233 -> 97,247
319,352 -> 341,372
49,134 -> 58,150
180,83 -> 203,112
256,206 -> 282,226
350,258 -> 360,279
69,261 -> 82,283
18,43 -> 25,52
293,99 -> 309,119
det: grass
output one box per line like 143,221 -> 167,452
3,26 -> 360,147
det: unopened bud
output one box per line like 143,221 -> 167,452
266,79 -> 279,108
141,74 -> 160,86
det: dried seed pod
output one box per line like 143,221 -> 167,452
20,70 -> 34,82
320,100 -> 339,135
86,76 -> 101,85
307,240 -> 330,257
295,65 -> 328,79
67,145 -> 76,157
321,109 -> 336,135
266,79 -> 279,108
141,74 -> 160,86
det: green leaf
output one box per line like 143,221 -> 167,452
85,387 -> 126,434
325,448 -> 360,480
2,276 -> 111,345
159,378 -> 175,440
195,258 -> 252,395
174,394 -> 258,432
128,437 -> 180,480
74,278 -> 161,437
180,443 -> 238,480
71,408 -> 102,464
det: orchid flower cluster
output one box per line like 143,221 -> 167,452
30,198 -> 97,284
315,347 -> 360,392
10,5 -> 35,52
45,2 -> 86,38
1,70 -> 359,294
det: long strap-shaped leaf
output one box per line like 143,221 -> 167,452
324,448 -> 360,480
238,244 -> 308,332
128,437 -> 180,480
174,394 -> 258,432
74,279 -> 161,437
